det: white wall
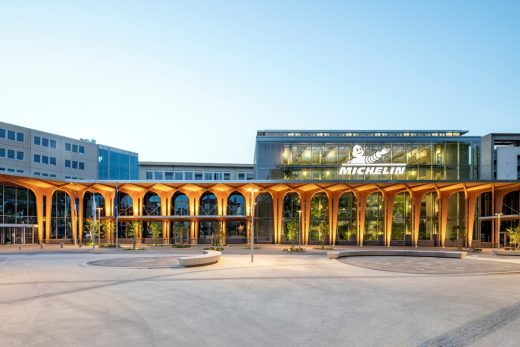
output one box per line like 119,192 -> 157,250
496,147 -> 520,180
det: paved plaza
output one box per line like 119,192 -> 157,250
1,245 -> 520,346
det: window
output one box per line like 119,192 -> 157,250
79,162 -> 84,170
65,143 -> 71,151
184,171 -> 193,180
34,136 -> 41,145
0,129 -> 4,138
65,160 -> 71,168
79,146 -> 84,154
238,172 -> 246,180
72,144 -> 78,153
16,132 -> 24,142
0,167 -> 5,171
246,173 -> 255,180
204,172 -> 213,180
165,171 -> 173,180
194,172 -> 203,180
50,157 -> 56,166
42,173 -> 49,177
34,172 -> 40,176
7,168 -> 14,172
224,172 -> 231,180
72,161 -> 78,169
154,171 -> 163,180
34,154 -> 41,163
42,156 -> 49,164
146,171 -> 153,180
16,151 -> 24,160
214,172 -> 223,180
174,171 -> 183,180
42,138 -> 49,147
50,174 -> 56,178
50,139 -> 56,148
16,169 -> 23,173
8,149 -> 15,159
8,130 -> 15,140
0,148 -> 5,157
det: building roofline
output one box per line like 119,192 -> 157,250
139,161 -> 254,168
256,130 -> 470,137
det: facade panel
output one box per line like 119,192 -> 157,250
255,130 -> 481,181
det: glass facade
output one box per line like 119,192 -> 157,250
255,131 -> 480,181
226,192 -> 246,242
98,146 -> 138,180
0,185 -> 37,224
51,190 -> 72,239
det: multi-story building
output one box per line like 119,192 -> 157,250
481,133 -> 520,180
0,127 -> 519,248
139,162 -> 254,181
254,130 -> 480,181
0,121 -> 138,180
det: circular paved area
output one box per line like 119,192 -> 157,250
87,256 -> 180,268
339,256 -> 520,275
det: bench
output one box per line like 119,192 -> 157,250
178,250 -> 221,267
327,249 -> 467,259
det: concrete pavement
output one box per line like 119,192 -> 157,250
1,246 -> 520,346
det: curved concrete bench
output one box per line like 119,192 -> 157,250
328,249 -> 467,259
178,250 -> 221,267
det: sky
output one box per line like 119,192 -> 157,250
0,1 -> 519,163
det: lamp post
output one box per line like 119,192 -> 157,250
249,188 -> 258,263
495,212 -> 503,249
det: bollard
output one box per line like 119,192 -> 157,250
40,243 -> 43,249
60,243 -> 64,248
18,245 -> 21,250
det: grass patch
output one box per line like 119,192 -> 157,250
172,244 -> 192,248
283,247 -> 305,253
99,243 -> 119,248
204,247 -> 224,251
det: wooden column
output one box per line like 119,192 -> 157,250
357,192 -> 366,246
439,192 -> 450,248
35,190 -> 45,243
412,192 -> 423,247
384,192 -> 396,247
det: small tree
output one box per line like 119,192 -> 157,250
149,222 -> 162,246
172,222 -> 187,245
317,220 -> 329,249
286,219 -> 299,251
85,219 -> 100,248
507,225 -> 520,250
101,220 -> 114,244
211,222 -> 225,247
127,221 -> 142,250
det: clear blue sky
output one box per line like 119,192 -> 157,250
0,1 -> 518,163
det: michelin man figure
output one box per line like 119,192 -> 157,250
347,145 -> 391,164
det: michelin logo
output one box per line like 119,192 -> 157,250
339,145 -> 406,175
